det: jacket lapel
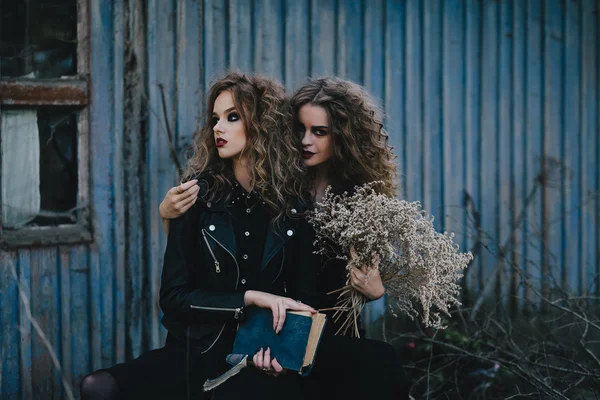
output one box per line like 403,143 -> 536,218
203,201 -> 236,258
260,220 -> 294,271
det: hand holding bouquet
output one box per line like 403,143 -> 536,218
307,182 -> 472,336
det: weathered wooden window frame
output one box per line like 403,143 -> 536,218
0,0 -> 91,248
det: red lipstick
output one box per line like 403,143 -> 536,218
302,150 -> 315,159
216,138 -> 227,147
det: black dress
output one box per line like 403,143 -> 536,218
305,215 -> 410,399
93,181 -> 318,400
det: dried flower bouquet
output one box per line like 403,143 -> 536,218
307,182 -> 472,337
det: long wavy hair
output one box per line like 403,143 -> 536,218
183,71 -> 305,221
291,77 -> 398,197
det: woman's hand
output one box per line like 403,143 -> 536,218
349,248 -> 386,300
159,180 -> 199,220
252,347 -> 285,377
243,290 -> 316,334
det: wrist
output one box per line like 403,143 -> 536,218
244,290 -> 256,306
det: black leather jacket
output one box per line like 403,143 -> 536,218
159,190 -> 317,354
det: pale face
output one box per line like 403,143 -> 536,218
212,90 -> 247,160
298,104 -> 333,168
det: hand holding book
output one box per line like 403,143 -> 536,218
203,309 -> 327,391
243,290 -> 317,333
252,347 -> 285,377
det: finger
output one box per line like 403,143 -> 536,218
353,267 -> 365,278
276,302 -> 286,333
178,179 -> 198,193
349,246 -> 358,261
254,348 -> 264,369
271,358 -> 283,374
253,352 -> 260,369
176,193 -> 197,213
285,299 -> 316,313
263,348 -> 272,370
272,307 -> 279,332
350,272 -> 362,288
176,185 -> 199,203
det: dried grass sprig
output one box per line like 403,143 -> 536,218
307,182 -> 472,336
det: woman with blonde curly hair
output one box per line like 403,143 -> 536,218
80,72 -> 318,400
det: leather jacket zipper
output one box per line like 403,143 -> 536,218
202,229 -> 241,283
201,229 -> 221,273
190,305 -> 244,320
195,228 -> 241,353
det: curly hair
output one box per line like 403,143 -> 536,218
291,77 -> 398,197
183,71 -> 305,221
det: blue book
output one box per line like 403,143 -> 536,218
203,308 -> 327,391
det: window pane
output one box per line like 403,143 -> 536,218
1,107 -> 78,228
1,0 -> 77,78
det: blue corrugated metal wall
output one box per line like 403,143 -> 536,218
1,0 -> 598,398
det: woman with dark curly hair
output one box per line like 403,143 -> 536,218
80,72 -> 318,400
288,77 -> 408,400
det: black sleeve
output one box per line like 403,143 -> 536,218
159,202 -> 246,322
285,218 -> 320,308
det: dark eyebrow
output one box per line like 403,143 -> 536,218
212,107 -> 237,116
312,126 -> 328,130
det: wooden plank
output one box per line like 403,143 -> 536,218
464,0 -> 483,296
525,0 -> 545,306
385,0 -> 406,198
543,0 -> 565,291
479,0 -> 500,305
364,0 -> 385,101
89,250 -> 102,371
404,0 -> 424,204
511,0 -> 527,312
18,249 -> 33,399
336,0 -> 363,81
229,0 -> 254,72
89,0 -> 116,367
0,250 -> 21,399
69,245 -> 90,390
442,0 -> 466,279
59,247 -> 73,394
123,0 -> 147,359
113,0 -> 127,364
423,0 -> 443,230
253,0 -> 284,81
580,0 -> 599,295
146,0 -> 165,349
285,0 -> 310,91
0,226 -> 92,248
204,0 -> 228,85
564,0 -> 582,294
30,247 -> 61,398
0,80 -> 88,106
155,0 -> 179,347
309,0 -> 336,76
177,0 -> 202,157
497,0 -> 512,309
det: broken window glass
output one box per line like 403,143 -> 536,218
1,107 -> 78,228
1,0 -> 77,78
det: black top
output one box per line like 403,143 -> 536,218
228,181 -> 269,291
